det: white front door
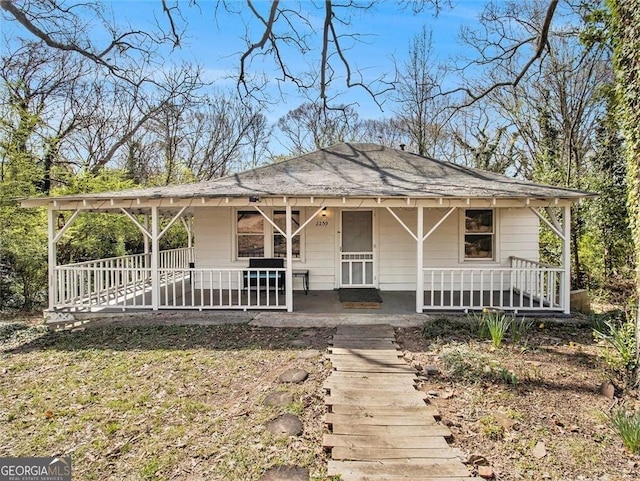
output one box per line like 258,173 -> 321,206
340,210 -> 375,287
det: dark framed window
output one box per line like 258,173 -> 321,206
464,209 -> 494,260
237,211 -> 264,258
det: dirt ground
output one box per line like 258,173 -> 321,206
396,318 -> 640,481
2,312 -> 640,480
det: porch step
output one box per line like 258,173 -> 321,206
250,312 -> 426,327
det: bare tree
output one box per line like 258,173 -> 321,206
358,118 -> 410,150
276,102 -> 362,155
392,27 -> 451,157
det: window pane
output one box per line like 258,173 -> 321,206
238,212 -> 263,233
274,235 -> 300,258
465,235 -> 493,258
273,211 -> 300,258
238,235 -> 264,257
274,211 -> 300,230
465,210 -> 493,233
342,211 -> 373,252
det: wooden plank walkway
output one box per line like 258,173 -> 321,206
323,324 -> 471,480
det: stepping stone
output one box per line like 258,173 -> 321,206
263,391 -> 294,407
258,465 -> 309,481
278,368 -> 309,383
298,349 -> 321,360
266,414 -> 303,437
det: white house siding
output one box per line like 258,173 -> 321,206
192,206 -> 337,291
378,208 -> 418,291
498,208 -> 539,263
192,205 -> 539,292
302,207 -> 337,290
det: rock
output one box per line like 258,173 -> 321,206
301,329 -> 317,337
258,465 -> 309,481
599,381 -> 615,399
403,351 -> 414,361
442,390 -> 455,399
263,391 -> 294,407
478,465 -> 495,479
423,365 -> 440,375
297,349 -> 321,360
532,441 -> 547,459
278,369 -> 309,384
427,390 -> 439,397
290,339 -> 310,348
266,414 -> 303,437
467,454 -> 490,466
494,412 -> 516,431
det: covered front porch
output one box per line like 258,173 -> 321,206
50,247 -> 567,314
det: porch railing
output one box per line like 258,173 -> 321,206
159,268 -> 285,309
52,248 -> 195,309
422,257 -> 564,312
52,251 -> 286,310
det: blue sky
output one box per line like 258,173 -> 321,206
106,1 -> 488,120
1,1 -> 489,121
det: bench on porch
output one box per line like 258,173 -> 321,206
243,258 -> 285,291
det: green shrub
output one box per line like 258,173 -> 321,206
592,310 -> 637,387
609,408 -> 640,453
510,316 -> 533,343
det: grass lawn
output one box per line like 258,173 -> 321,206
0,320 -> 333,480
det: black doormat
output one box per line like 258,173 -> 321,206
339,288 -> 383,304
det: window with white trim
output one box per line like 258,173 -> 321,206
236,210 -> 301,259
237,211 -> 264,258
463,209 -> 495,260
273,211 -> 301,258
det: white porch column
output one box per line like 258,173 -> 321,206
47,208 -> 57,310
562,205 -> 571,314
416,206 -> 424,313
143,214 -> 150,255
151,206 -> 160,310
285,203 -> 293,312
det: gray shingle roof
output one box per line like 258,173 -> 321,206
27,143 -> 593,203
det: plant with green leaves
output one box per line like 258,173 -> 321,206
471,309 -> 513,348
593,310 -> 637,388
609,408 -> 640,454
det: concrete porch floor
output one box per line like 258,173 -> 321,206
251,290 -> 428,327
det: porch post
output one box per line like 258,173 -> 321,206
151,206 -> 160,310
416,206 -> 424,313
285,203 -> 293,312
562,205 -> 571,314
47,208 -> 57,310
143,214 -> 150,255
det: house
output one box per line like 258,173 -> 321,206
21,143 -> 592,315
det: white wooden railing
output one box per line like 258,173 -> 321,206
52,248 -> 195,309
422,257 -> 564,312
159,268 -> 286,309
51,248 -> 286,310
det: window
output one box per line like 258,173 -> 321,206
463,209 -> 494,260
273,211 -> 301,258
236,210 -> 301,259
237,211 -> 264,258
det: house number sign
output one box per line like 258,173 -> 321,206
315,220 -> 329,227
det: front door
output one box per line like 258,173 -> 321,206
340,210 -> 375,287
